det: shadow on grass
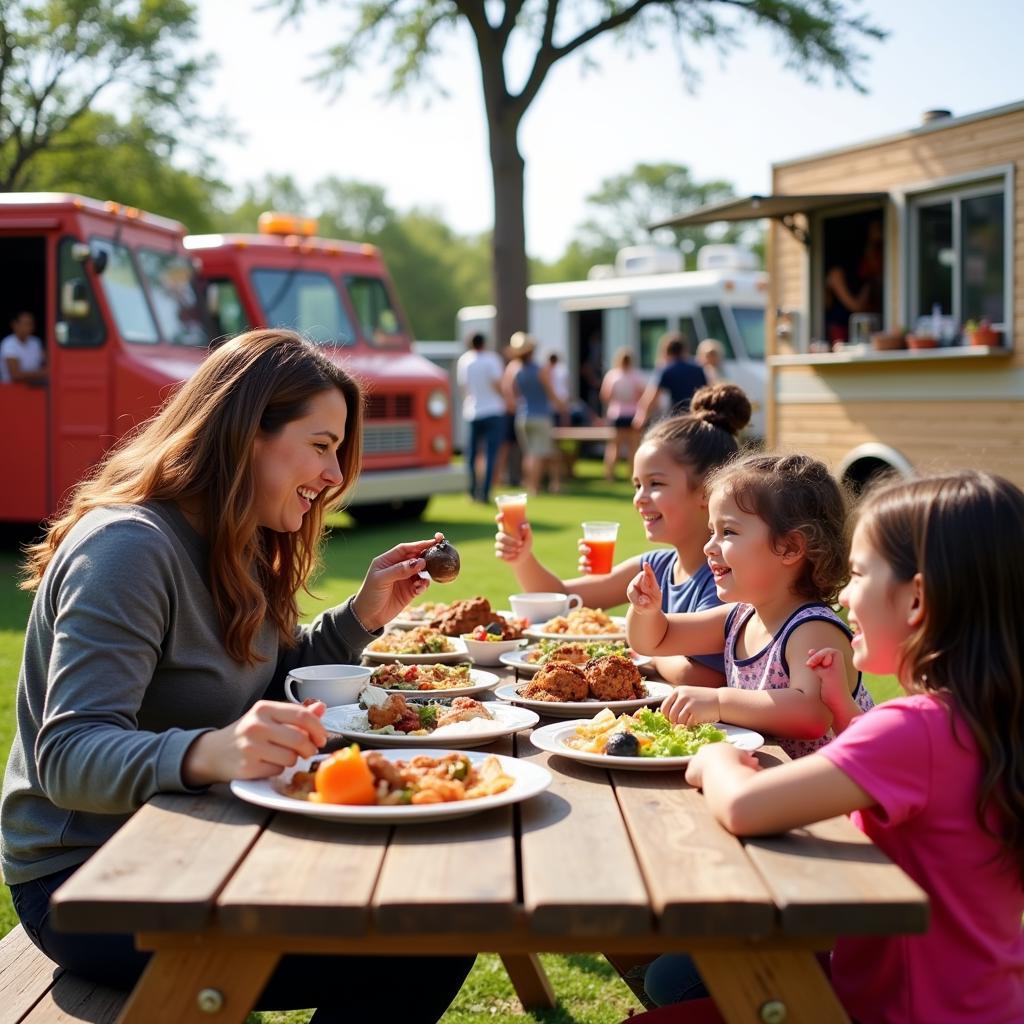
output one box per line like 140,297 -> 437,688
560,953 -> 618,979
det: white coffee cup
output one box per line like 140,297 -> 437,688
283,664 -> 374,706
508,592 -> 583,624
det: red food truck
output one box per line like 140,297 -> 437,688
0,195 -> 463,525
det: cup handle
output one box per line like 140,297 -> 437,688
567,593 -> 583,611
283,674 -> 300,704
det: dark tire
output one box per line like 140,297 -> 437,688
346,498 -> 430,525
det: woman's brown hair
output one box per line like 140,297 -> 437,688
23,329 -> 364,664
707,452 -> 849,603
857,471 -> 1024,881
641,382 -> 751,484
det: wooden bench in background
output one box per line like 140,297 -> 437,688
552,425 -> 617,478
0,924 -> 125,1024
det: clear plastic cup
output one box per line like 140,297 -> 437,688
581,521 -> 619,574
495,493 -> 528,536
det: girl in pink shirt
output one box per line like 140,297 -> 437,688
634,470 -> 1024,1023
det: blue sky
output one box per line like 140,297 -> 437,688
197,0 -> 1022,260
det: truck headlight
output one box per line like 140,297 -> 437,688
427,389 -> 448,418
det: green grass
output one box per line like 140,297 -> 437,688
0,461 -> 900,1022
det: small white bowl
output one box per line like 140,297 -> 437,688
460,634 -> 527,666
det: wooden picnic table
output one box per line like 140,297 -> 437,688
47,662 -> 928,1024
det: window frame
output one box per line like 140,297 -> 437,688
89,235 -> 161,346
56,236 -> 107,349
343,273 -> 407,347
250,267 -> 357,347
902,165 -> 1013,335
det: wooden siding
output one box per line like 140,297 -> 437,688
768,106 -> 1024,454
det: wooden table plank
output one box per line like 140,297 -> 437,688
613,769 -> 776,937
517,731 -> 652,937
744,815 -> 930,937
49,788 -> 268,934
216,814 -> 390,936
0,925 -> 61,1024
19,972 -> 126,1024
372,738 -> 520,934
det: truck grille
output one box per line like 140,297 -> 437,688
365,393 -> 413,419
363,424 -> 417,455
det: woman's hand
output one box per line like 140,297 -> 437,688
350,533 -> 440,632
685,741 -> 760,790
661,685 -> 722,726
626,561 -> 662,615
494,515 -> 532,564
182,700 -> 328,786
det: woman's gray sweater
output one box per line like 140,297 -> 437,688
0,502 -> 378,884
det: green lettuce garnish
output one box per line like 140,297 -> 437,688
631,708 -> 726,757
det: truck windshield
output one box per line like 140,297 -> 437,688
91,238 -> 160,345
345,275 -> 405,345
137,249 -> 209,347
732,307 -> 765,359
251,268 -> 356,346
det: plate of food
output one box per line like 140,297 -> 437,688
524,607 -> 627,642
366,662 -> 499,697
363,627 -> 468,664
230,745 -> 552,824
498,639 -> 651,676
530,708 -> 763,770
494,652 -> 670,719
322,690 -> 539,749
389,601 -> 450,630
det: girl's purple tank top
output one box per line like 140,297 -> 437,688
724,602 -> 874,759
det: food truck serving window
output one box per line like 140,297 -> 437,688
137,249 -> 209,348
345,275 -> 404,345
91,238 -> 159,345
251,269 -> 356,346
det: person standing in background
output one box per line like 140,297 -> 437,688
633,332 -> 706,430
456,332 -> 505,504
548,352 -> 570,426
0,311 -> 47,386
600,348 -> 646,482
696,338 -> 726,384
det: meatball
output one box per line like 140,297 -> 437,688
585,655 -> 645,702
521,662 -> 589,702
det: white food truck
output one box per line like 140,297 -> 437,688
455,244 -> 768,435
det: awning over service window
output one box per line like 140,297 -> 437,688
649,193 -> 888,230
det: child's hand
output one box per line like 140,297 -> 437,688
806,646 -> 850,713
577,538 -> 594,574
661,685 -> 721,726
685,742 -> 761,790
494,515 -> 532,564
626,561 -> 662,615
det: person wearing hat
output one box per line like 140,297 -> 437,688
501,331 -> 567,495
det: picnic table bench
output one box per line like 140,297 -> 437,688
4,661 -> 928,1024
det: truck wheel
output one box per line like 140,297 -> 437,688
346,498 -> 430,525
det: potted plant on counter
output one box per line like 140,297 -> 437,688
963,318 -> 1001,347
870,327 -> 906,351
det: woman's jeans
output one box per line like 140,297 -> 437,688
10,864 -> 474,1024
467,414 -> 504,501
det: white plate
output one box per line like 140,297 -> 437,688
498,645 -> 651,677
363,637 -> 469,664
388,603 -> 451,630
365,667 -> 499,699
524,615 -> 627,642
230,748 -> 552,824
321,702 -> 540,748
493,679 -> 672,719
530,719 -> 764,770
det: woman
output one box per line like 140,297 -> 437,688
600,347 -> 646,481
0,329 -> 473,1023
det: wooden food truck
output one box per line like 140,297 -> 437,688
658,102 -> 1022,490
456,243 -> 768,434
0,196 -> 462,525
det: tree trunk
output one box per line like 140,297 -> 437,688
488,115 -> 529,350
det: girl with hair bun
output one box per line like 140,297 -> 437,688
496,382 -> 753,687
1,328 -> 472,1022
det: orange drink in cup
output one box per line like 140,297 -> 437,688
582,521 -> 619,574
496,492 -> 528,536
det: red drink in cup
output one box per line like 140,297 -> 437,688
496,493 -> 528,536
582,521 -> 619,575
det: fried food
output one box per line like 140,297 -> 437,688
521,662 -> 589,702
585,654 -> 646,701
430,597 -> 526,639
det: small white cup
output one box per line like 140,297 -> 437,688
508,592 -> 583,624
283,664 -> 374,706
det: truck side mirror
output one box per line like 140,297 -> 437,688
61,279 -> 91,319
70,242 -> 108,275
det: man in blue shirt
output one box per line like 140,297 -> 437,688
632,332 -> 707,429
